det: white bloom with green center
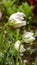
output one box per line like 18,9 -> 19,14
9,12 -> 26,27
23,32 -> 35,43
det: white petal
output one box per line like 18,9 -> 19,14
14,40 -> 20,51
14,21 -> 26,27
9,13 -> 16,21
29,36 -> 35,41
23,32 -> 35,43
20,45 -> 26,52
17,12 -> 25,17
24,32 -> 34,38
24,37 -> 35,43
9,12 -> 25,21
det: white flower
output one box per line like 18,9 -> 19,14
23,60 -> 27,63
20,45 -> 26,52
23,32 -> 35,43
9,12 -> 25,21
14,40 -> 26,52
14,40 -> 20,51
9,12 -> 26,27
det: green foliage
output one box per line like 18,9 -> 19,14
2,0 -> 18,18
34,30 -> 37,37
18,2 -> 33,19
1,0 -> 33,21
34,57 -> 37,65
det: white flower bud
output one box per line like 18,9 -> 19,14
9,12 -> 26,27
14,40 -> 20,51
23,32 -> 35,43
14,40 -> 26,52
20,45 -> 26,53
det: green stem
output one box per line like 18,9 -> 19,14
0,22 -> 9,48
16,49 -> 20,65
16,39 -> 24,65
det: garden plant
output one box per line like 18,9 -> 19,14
0,0 -> 37,65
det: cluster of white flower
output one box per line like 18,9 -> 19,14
23,32 -> 35,43
9,12 -> 26,27
9,12 -> 35,52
